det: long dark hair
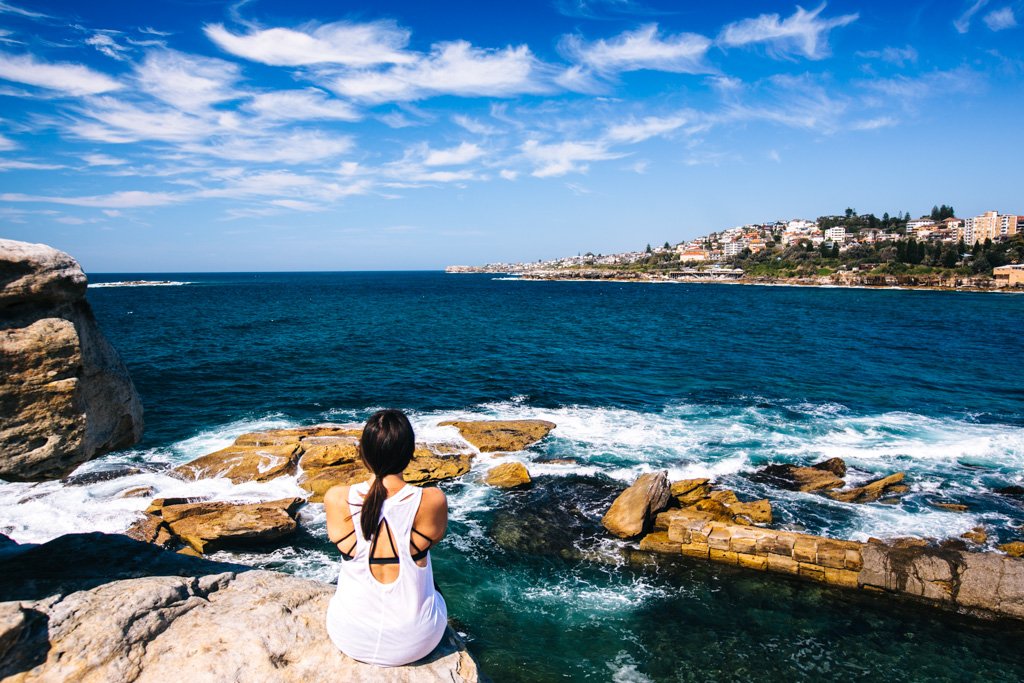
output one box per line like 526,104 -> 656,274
358,409 -> 415,541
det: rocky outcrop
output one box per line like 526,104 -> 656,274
669,478 -> 711,506
753,458 -> 846,492
129,498 -> 304,554
437,420 -> 556,452
0,239 -> 143,482
828,472 -> 908,503
484,462 -> 532,488
173,427 -> 474,503
601,471 -> 670,538
0,533 -> 482,682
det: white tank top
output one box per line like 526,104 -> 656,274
325,481 -> 448,667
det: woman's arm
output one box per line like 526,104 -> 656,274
414,486 -> 448,544
324,485 -> 353,545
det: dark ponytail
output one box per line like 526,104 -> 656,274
358,409 -> 415,542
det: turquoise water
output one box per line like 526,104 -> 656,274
3,273 -> 1024,680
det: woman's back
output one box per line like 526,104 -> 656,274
325,480 -> 448,667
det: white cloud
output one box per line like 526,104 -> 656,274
521,139 -> 626,177
0,1 -> 49,19
247,88 -> 360,121
71,98 -> 218,143
954,0 -> 990,33
270,198 -> 323,211
326,41 -> 546,103
719,3 -> 858,59
190,130 -> 353,164
0,159 -> 64,171
86,33 -> 129,61
204,20 -> 413,67
857,45 -> 918,66
452,114 -> 499,135
984,7 -> 1017,31
560,24 -> 712,74
423,142 -> 484,166
135,49 -> 241,110
0,132 -> 14,150
0,51 -> 121,96
604,114 -> 687,143
0,190 -> 180,207
499,169 -> 518,180
82,153 -> 127,166
850,116 -> 898,130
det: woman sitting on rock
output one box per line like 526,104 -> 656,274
324,409 -> 449,666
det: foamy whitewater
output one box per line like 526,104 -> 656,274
5,271 -> 1023,681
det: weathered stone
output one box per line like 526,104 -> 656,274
0,239 -> 144,482
962,527 -> 988,545
0,550 -> 480,682
154,498 -> 304,554
737,553 -> 768,570
829,472 -> 907,503
710,548 -> 739,565
296,437 -> 360,470
812,457 -> 847,477
438,419 -> 556,452
601,471 -> 670,538
125,514 -> 176,549
687,498 -> 734,523
638,532 -> 680,554
753,462 -> 844,492
298,464 -> 370,503
931,501 -> 969,512
1000,542 -> 1024,558
708,489 -> 739,505
669,478 -> 711,506
403,448 -> 474,486
118,486 -> 155,499
174,443 -> 300,483
484,461 -> 532,488
729,499 -> 772,525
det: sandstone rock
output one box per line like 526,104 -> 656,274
402,447 -> 473,486
485,461 -> 532,488
812,457 -> 847,477
148,498 -> 304,554
118,486 -> 155,498
125,514 -> 176,549
931,501 -> 969,513
298,464 -> 370,503
730,499 -> 772,525
687,498 -> 735,523
601,471 -> 670,539
174,443 -> 300,483
438,419 -> 556,452
0,535 -> 481,682
669,478 -> 711,506
753,460 -> 845,492
708,489 -> 739,505
1000,542 -> 1024,558
296,436 -> 360,470
828,472 -> 907,503
0,240 -> 143,482
962,527 -> 988,545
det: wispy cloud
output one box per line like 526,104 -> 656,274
857,45 -> 918,66
0,51 -> 122,95
134,49 -> 241,110
521,139 -> 626,177
560,24 -> 712,74
984,7 -> 1017,31
604,114 -> 688,143
0,190 -> 181,207
86,33 -> 130,61
246,88 -> 360,122
422,142 -> 484,166
205,20 -> 413,67
0,159 -> 65,171
0,1 -> 50,19
954,0 -> 990,33
719,3 -> 858,60
82,153 -> 127,166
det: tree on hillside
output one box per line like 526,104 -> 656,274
645,244 -> 652,254
663,241 -> 671,249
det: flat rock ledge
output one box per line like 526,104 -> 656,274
0,533 -> 483,682
639,508 -> 1024,622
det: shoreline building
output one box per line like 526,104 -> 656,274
962,211 -> 1022,244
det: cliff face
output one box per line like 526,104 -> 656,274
0,533 -> 482,682
0,239 -> 143,481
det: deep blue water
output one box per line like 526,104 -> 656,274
4,272 -> 1024,681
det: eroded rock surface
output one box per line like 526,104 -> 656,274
484,462 -> 532,488
437,420 -> 556,452
0,534 -> 482,682
0,239 -> 143,482
753,458 -> 846,492
828,472 -> 907,504
601,471 -> 670,539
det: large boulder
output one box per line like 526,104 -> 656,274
0,239 -> 143,481
438,420 -> 556,452
484,462 -> 532,489
601,471 -> 670,539
0,534 -> 482,682
174,443 -> 300,483
134,498 -> 305,554
828,472 -> 907,503
752,458 -> 846,492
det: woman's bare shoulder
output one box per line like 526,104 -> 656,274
323,484 -> 350,508
419,485 -> 447,508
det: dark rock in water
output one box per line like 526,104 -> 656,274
995,486 -> 1024,496
62,465 -> 146,486
0,239 -> 144,482
812,457 -> 847,477
489,476 -> 619,558
751,459 -> 845,492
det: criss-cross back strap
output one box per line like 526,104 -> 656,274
409,526 -> 436,562
336,528 -> 357,561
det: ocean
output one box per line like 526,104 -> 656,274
3,272 -> 1024,681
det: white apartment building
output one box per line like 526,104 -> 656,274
825,227 -> 846,243
723,241 -> 745,257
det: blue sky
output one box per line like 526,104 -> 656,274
0,0 -> 1022,271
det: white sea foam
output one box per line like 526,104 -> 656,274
88,280 -> 192,288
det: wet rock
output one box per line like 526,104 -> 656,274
298,464 -> 370,503
484,462 -> 532,488
828,472 -> 907,504
125,514 -> 177,549
174,443 -> 300,483
0,534 -> 482,682
0,239 -> 144,482
995,485 -> 1024,496
688,498 -> 734,523
931,501 -> 969,513
752,459 -> 846,492
118,486 -> 155,499
962,527 -> 988,545
669,478 -> 711,506
438,419 -> 556,452
730,499 -> 773,525
812,457 -> 847,477
147,498 -> 304,554
601,471 -> 670,539
63,465 -> 145,486
708,489 -> 739,505
1000,542 -> 1024,558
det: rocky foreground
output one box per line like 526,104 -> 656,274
0,533 -> 482,682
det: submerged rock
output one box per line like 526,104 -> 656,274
0,533 -> 482,682
828,472 -> 907,504
0,239 -> 143,482
601,471 -> 670,539
437,419 -> 556,452
484,462 -> 532,488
